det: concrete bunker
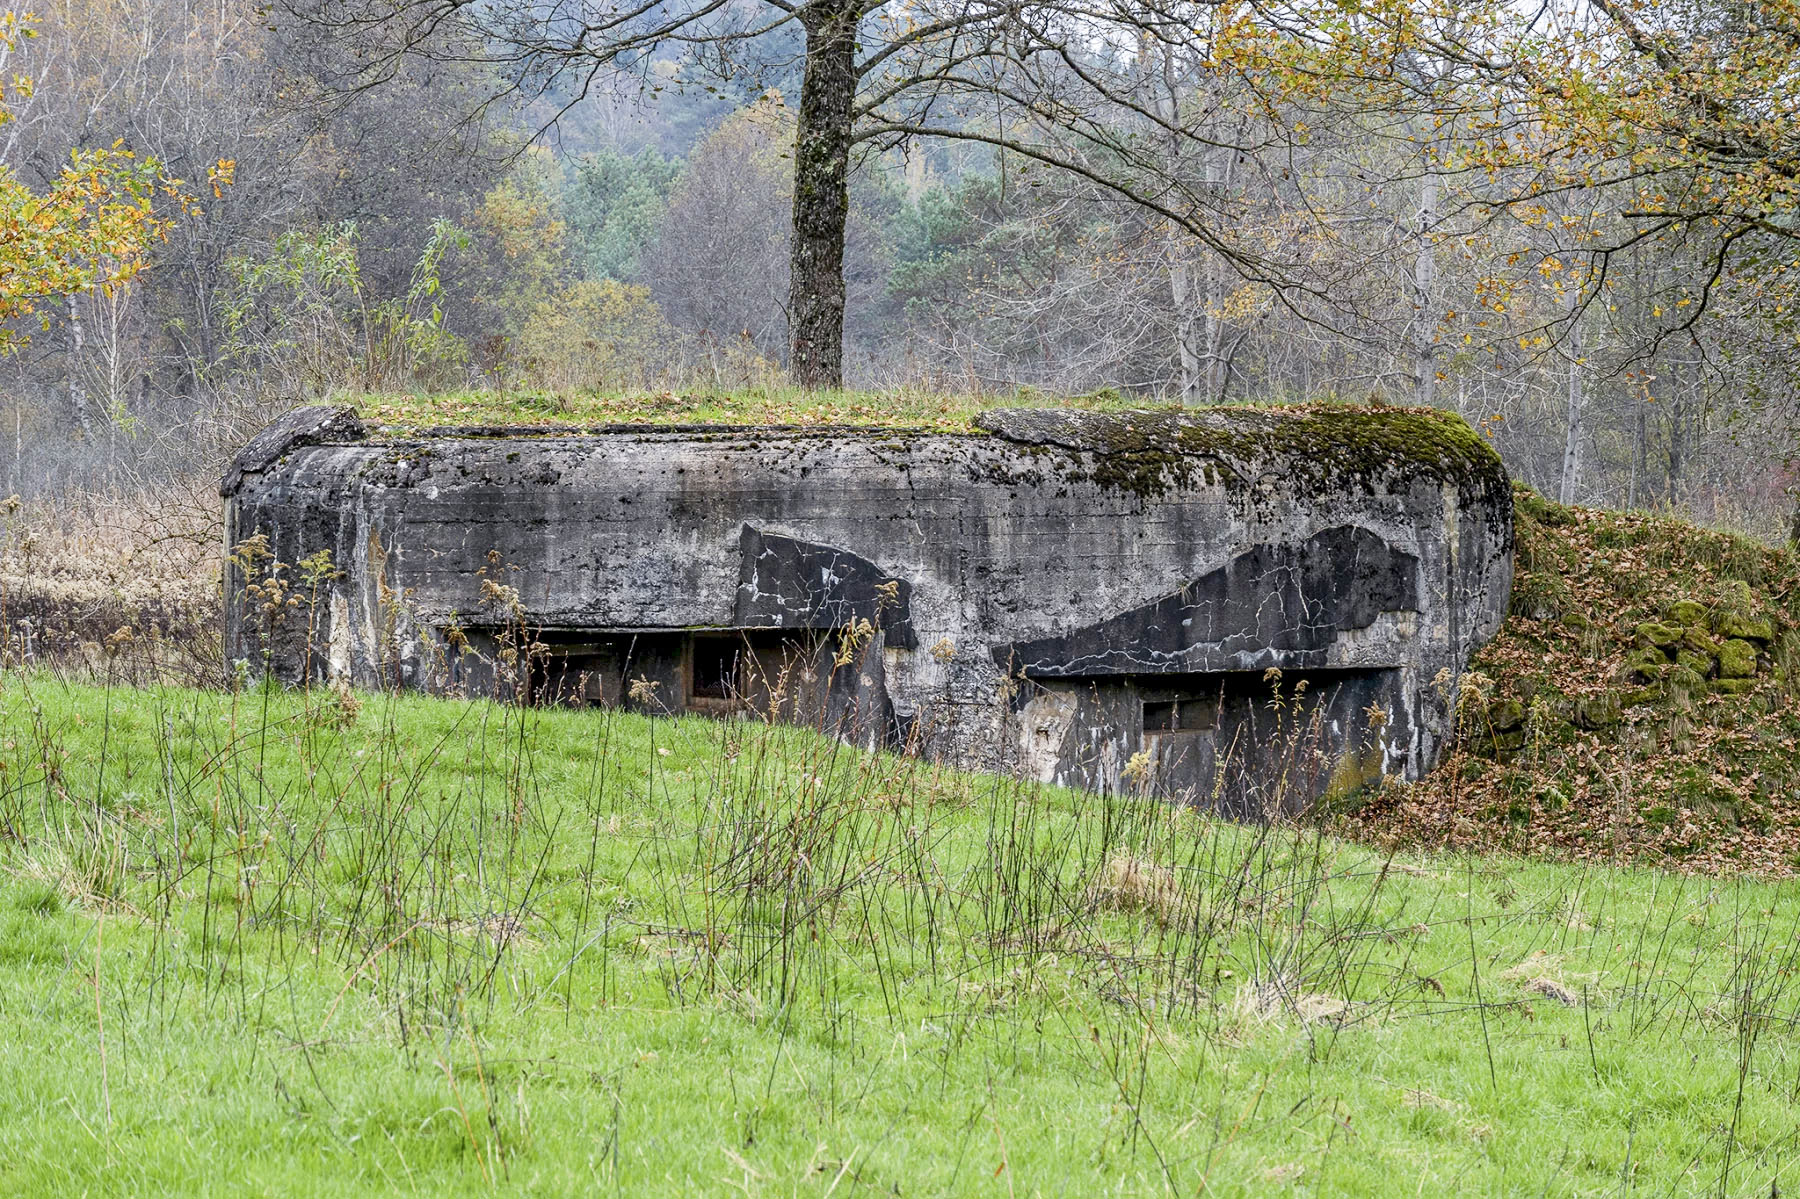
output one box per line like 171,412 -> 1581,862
221,403 -> 1513,814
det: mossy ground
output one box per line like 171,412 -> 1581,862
1350,484 -> 1800,874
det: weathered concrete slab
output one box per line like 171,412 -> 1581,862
218,404 -> 366,499
221,405 -> 1513,814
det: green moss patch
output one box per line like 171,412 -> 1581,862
1027,404 -> 1507,499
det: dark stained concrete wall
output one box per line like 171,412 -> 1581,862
221,405 -> 1513,810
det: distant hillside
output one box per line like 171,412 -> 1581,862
1350,484 -> 1800,873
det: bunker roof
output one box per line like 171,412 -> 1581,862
220,400 -> 1507,502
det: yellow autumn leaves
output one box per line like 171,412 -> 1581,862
0,10 -> 231,351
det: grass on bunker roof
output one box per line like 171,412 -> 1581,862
350,383 -> 1323,433
355,384 -> 1095,431
7,670 -> 1800,1195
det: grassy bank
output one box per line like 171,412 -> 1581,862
2,673 -> 1800,1195
1355,484 -> 1800,872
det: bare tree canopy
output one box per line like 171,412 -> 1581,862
280,0 -> 1480,388
4,0 -> 1800,534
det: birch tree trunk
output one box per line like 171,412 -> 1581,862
1630,386 -> 1647,510
1199,133 -> 1236,403
67,295 -> 92,440
1168,249 -> 1203,404
1410,175 -> 1438,409
1667,366 -> 1688,504
1154,48 -> 1234,406
1152,51 -> 1205,405
1202,235 -> 1228,402
1558,305 -> 1584,506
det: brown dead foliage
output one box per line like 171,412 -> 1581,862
1346,484 -> 1800,876
0,476 -> 222,684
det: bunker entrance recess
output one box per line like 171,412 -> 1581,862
493,627 -> 880,729
1016,667 -> 1403,818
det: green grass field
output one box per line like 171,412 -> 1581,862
2,673 -> 1800,1196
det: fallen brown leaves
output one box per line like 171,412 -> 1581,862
1347,486 -> 1800,877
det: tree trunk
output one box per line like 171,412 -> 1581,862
1629,387 -> 1647,510
1168,246 -> 1202,403
788,3 -> 859,389
1198,131 -> 1235,404
1667,355 -> 1687,503
1202,248 -> 1228,403
1149,44 -> 1205,405
1558,307 -> 1583,506
1411,175 -> 1438,409
67,294 -> 92,440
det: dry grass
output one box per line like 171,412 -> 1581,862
1088,849 -> 1187,926
1225,974 -> 1351,1028
1498,951 -> 1585,1006
0,475 -> 221,683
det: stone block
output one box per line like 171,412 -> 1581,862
1715,612 -> 1775,643
1667,664 -> 1708,694
1675,650 -> 1716,679
1488,698 -> 1526,731
1717,638 -> 1759,679
1665,599 -> 1709,627
1624,646 -> 1670,683
1680,626 -> 1723,657
1571,694 -> 1622,730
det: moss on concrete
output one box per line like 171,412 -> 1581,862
997,404 -> 1507,501
350,393 -> 1510,508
